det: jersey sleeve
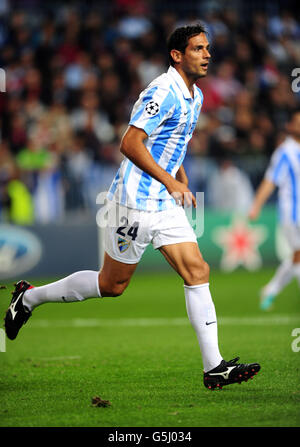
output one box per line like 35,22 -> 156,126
129,85 -> 176,136
265,148 -> 288,186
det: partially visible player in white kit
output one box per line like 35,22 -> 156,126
249,110 -> 300,310
4,25 -> 260,390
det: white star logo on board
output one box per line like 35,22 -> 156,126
212,216 -> 268,271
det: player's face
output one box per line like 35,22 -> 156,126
180,33 -> 211,79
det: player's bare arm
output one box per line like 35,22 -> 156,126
176,164 -> 189,186
249,178 -> 275,220
121,125 -> 196,207
175,164 -> 195,206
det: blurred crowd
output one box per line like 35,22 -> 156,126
0,0 -> 300,224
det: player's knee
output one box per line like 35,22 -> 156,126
99,279 -> 129,297
110,282 -> 128,297
185,260 -> 210,285
203,261 -> 210,277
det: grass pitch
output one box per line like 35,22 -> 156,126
0,268 -> 299,427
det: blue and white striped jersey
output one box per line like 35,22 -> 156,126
265,136 -> 300,225
107,66 -> 204,211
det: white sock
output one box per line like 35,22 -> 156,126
23,270 -> 101,311
263,259 -> 294,296
293,263 -> 300,287
184,283 -> 223,372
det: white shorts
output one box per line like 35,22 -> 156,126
104,202 -> 197,264
282,224 -> 300,251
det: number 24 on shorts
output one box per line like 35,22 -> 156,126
116,217 -> 139,241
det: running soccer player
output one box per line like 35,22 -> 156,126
249,110 -> 300,310
4,25 -> 260,390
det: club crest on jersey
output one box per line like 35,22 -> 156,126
145,101 -> 159,116
117,236 -> 131,253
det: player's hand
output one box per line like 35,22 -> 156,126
248,204 -> 260,220
166,178 -> 197,207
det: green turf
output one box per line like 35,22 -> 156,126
0,268 -> 299,427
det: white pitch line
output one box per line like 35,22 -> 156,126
39,356 -> 81,361
29,315 -> 300,328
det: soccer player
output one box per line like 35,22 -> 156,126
5,25 -> 260,390
249,110 -> 300,310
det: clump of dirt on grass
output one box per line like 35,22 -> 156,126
91,396 -> 111,407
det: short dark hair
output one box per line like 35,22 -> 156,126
167,24 -> 207,66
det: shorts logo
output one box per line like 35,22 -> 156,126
117,236 -> 131,253
145,101 -> 159,116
